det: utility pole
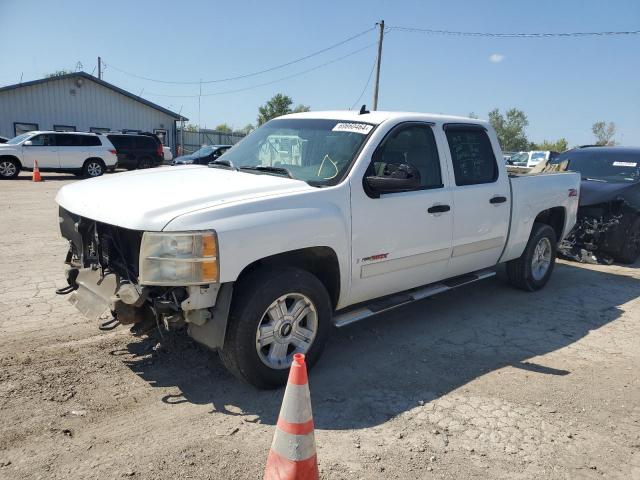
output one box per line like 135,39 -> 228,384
98,57 -> 102,79
372,20 -> 384,110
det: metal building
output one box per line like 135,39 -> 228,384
0,72 -> 187,152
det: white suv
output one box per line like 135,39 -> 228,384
0,131 -> 118,179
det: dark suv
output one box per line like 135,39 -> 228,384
106,133 -> 164,170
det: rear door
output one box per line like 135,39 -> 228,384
442,124 -> 510,277
22,133 -> 59,169
56,133 -> 87,169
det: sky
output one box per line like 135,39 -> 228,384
0,0 -> 638,146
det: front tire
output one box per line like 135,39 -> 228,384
0,158 -> 20,179
82,159 -> 105,178
507,222 -> 557,291
219,267 -> 331,389
615,217 -> 640,264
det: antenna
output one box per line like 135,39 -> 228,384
359,105 -> 370,115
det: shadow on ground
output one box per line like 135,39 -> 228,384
116,260 -> 638,430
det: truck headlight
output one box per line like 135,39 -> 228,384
139,231 -> 218,286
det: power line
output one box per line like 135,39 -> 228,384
104,26 -> 375,85
143,43 -> 376,98
351,53 -> 377,110
388,26 -> 640,38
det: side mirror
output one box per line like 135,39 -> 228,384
23,140 -> 33,146
364,163 -> 421,197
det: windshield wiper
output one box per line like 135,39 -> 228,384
208,159 -> 237,170
239,165 -> 293,178
583,177 -> 607,183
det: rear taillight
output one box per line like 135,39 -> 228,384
157,144 -> 163,157
109,149 -> 117,155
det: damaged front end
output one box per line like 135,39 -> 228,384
57,207 -> 231,349
559,198 -> 639,264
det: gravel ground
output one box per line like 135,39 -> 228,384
1,172 -> 639,480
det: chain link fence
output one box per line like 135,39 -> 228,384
177,128 -> 246,155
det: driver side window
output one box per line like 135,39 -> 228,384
371,124 -> 443,189
29,134 -> 54,146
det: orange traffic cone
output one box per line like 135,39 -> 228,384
32,160 -> 42,182
264,353 -> 319,480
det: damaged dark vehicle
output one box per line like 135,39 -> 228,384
536,146 -> 640,264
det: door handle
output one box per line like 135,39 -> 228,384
490,196 -> 507,204
428,204 -> 451,213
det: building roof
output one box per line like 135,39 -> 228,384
0,72 -> 187,121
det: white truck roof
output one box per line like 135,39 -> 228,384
283,110 -> 490,127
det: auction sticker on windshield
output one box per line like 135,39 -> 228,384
332,123 -> 374,135
612,161 -> 637,167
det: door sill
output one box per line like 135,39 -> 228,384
333,269 -> 496,328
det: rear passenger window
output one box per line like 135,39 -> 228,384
82,135 -> 101,146
445,126 -> 498,186
136,137 -> 155,150
55,134 -> 84,147
372,124 -> 443,189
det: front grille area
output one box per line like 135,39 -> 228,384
59,207 -> 143,281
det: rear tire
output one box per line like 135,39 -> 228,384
507,222 -> 557,291
82,159 -> 105,178
0,158 -> 20,179
615,217 -> 640,264
219,267 -> 331,389
137,157 -> 152,169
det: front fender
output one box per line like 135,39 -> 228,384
163,189 -> 351,305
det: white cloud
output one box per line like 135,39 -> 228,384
489,53 -> 505,63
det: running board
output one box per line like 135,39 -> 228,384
333,269 -> 496,328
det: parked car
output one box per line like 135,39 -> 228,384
0,135 -> 8,144
162,146 -> 173,163
0,131 -> 117,179
537,146 -> 640,264
172,144 -> 232,165
527,150 -> 560,168
510,152 -> 530,167
55,110 -> 580,388
106,132 -> 164,170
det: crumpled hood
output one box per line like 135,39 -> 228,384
579,179 -> 640,209
56,165 -> 312,230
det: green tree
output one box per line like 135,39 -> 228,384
237,123 -> 255,135
257,94 -> 310,125
592,121 -> 616,146
488,108 -> 529,151
529,138 -> 569,152
215,123 -> 232,134
44,69 -> 73,78
468,112 -> 479,119
184,123 -> 199,133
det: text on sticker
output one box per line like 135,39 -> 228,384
332,123 -> 374,135
612,161 -> 637,167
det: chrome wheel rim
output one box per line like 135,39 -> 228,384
532,237 -> 552,281
255,293 -> 318,369
87,162 -> 102,176
0,161 -> 16,177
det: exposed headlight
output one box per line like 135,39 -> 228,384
139,231 -> 218,286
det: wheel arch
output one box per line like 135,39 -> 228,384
234,246 -> 341,310
533,206 -> 566,242
0,155 -> 22,170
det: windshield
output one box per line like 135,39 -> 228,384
220,118 -> 374,186
511,152 -> 529,164
6,133 -> 32,145
193,146 -> 215,157
554,150 -> 640,183
530,152 -> 546,161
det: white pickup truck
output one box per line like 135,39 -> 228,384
56,111 -> 580,388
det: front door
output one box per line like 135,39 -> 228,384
22,133 -> 59,169
349,122 -> 454,305
442,124 -> 510,277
